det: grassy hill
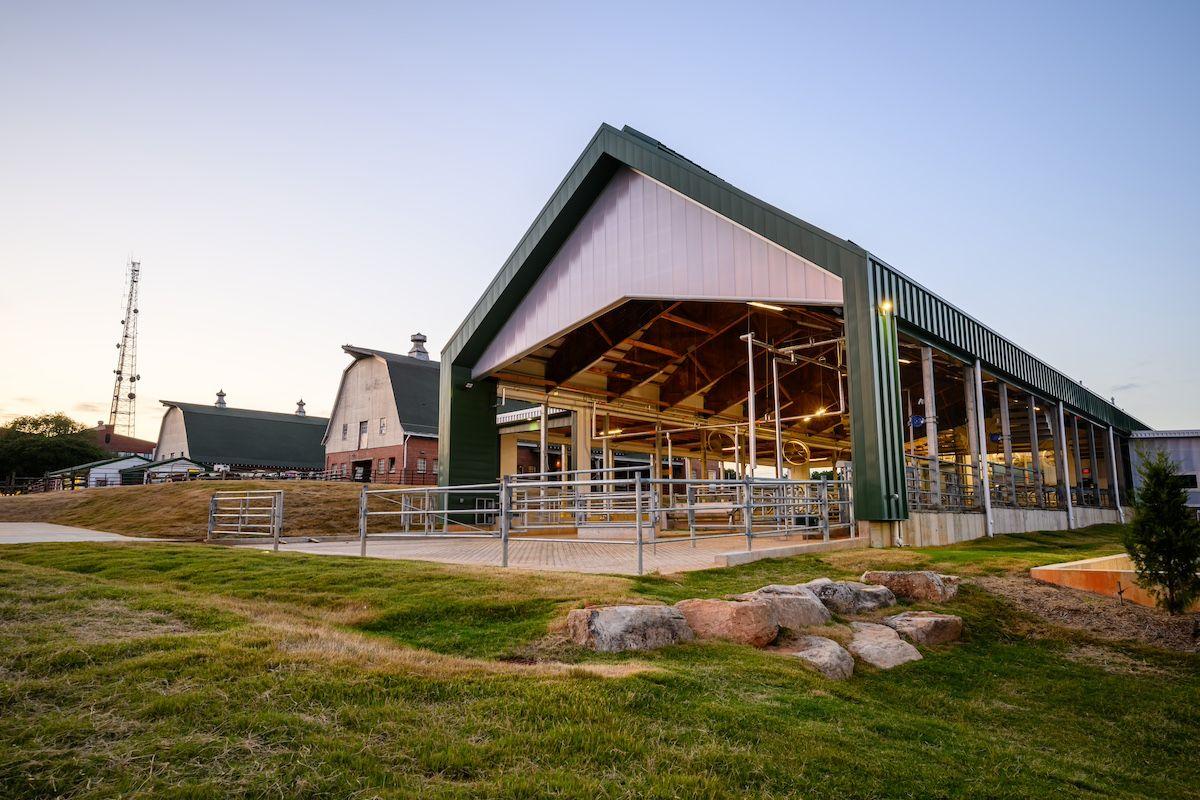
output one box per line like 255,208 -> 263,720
0,480 -> 370,539
0,525 -> 1196,798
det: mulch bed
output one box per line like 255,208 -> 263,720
976,575 -> 1199,653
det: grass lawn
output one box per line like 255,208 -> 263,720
1,524 -> 1197,798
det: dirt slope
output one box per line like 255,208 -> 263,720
0,480 -> 371,539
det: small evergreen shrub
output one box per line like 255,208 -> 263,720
1123,450 -> 1200,614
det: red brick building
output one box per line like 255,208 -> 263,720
322,336 -> 439,484
92,423 -> 156,457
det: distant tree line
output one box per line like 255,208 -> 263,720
0,413 -> 108,480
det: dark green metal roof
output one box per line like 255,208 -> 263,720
118,456 -> 205,473
341,345 -> 440,437
441,122 -> 1146,434
162,401 -> 328,470
47,454 -> 150,476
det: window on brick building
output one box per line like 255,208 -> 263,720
388,457 -> 396,473
416,457 -> 427,474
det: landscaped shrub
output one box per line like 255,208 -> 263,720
1123,450 -> 1200,614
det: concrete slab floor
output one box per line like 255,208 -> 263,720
0,522 -> 162,544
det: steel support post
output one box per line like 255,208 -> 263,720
1107,425 -> 1124,522
745,333 -> 757,476
972,360 -> 994,536
998,383 -> 1016,505
920,346 -> 940,506
539,403 -> 549,475
1087,422 -> 1101,507
821,476 -> 830,541
499,477 -> 510,567
358,487 -> 367,557
1056,401 -> 1075,529
634,474 -> 644,575
772,357 -> 784,478
1027,394 -> 1044,507
743,476 -> 754,551
1071,415 -> 1084,506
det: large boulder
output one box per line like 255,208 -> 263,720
675,598 -> 779,647
567,605 -> 694,653
733,585 -> 832,629
847,622 -> 923,669
786,635 -> 854,680
860,570 -> 959,602
883,611 -> 963,645
806,580 -> 897,615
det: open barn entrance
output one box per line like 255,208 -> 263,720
485,300 -> 851,486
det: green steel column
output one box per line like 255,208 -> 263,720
437,362 -> 499,512
843,257 -> 908,521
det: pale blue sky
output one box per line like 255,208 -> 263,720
1,1 -> 1197,439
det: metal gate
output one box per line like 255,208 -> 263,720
206,490 -> 284,550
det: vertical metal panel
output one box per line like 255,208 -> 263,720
472,167 -> 844,378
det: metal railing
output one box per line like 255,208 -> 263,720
357,474 -> 855,574
906,454 -> 1115,512
206,490 -> 285,550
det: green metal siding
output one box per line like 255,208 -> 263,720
870,258 -> 1146,433
844,257 -> 909,520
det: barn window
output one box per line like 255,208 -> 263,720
378,458 -> 386,475
379,418 -> 387,435
358,421 -> 368,449
416,457 -> 427,473
341,423 -> 348,441
388,457 -> 396,473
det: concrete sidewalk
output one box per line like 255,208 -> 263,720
0,522 -> 161,544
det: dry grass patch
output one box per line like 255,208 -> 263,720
0,480 -> 374,539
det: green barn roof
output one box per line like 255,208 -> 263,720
161,401 -> 328,470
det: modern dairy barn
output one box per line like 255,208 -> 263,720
431,124 -> 1146,552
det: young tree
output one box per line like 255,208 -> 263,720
7,412 -> 88,437
1123,450 -> 1200,614
0,413 -> 107,479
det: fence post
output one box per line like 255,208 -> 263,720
273,491 -> 283,552
500,477 -> 510,568
358,486 -> 368,557
743,476 -> 753,551
635,474 -> 644,576
205,495 -> 216,542
686,481 -> 697,548
820,477 -> 830,542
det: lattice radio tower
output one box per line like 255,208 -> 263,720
108,259 -> 141,436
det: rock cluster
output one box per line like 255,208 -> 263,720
860,570 -> 958,602
788,635 -> 855,680
803,578 -> 897,614
883,611 -> 963,645
566,571 -> 964,680
675,598 -> 778,647
847,622 -> 923,668
566,605 -> 694,653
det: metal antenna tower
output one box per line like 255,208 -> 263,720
108,259 -> 141,436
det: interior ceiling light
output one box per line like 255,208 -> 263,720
898,358 -> 913,364
747,301 -> 785,312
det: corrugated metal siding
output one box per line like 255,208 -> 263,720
870,258 -> 1145,433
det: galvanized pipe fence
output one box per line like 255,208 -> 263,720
356,472 -> 854,574
905,454 -> 1114,513
206,490 -> 285,550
